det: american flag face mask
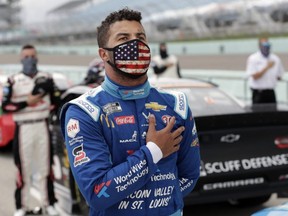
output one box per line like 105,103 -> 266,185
104,39 -> 151,78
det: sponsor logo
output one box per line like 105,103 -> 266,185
100,114 -> 115,128
115,115 -> 135,125
201,154 -> 288,176
192,123 -> 197,135
145,102 -> 167,112
120,131 -> 137,143
78,100 -> 95,113
178,93 -> 185,111
120,89 -> 145,96
70,98 -> 100,121
161,115 -> 172,124
67,118 -> 80,138
203,177 -> 264,191
126,150 -> 135,155
141,131 -> 147,140
220,134 -> 240,143
94,180 -> 112,198
68,136 -> 83,146
102,102 -> 122,115
72,144 -> 90,167
191,138 -> 199,147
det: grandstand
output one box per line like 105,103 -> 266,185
1,0 -> 288,45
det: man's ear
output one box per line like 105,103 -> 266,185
99,48 -> 109,62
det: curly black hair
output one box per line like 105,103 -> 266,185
96,7 -> 142,48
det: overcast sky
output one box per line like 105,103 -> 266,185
20,0 -> 69,24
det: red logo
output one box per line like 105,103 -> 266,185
162,115 -> 172,124
115,115 -> 135,125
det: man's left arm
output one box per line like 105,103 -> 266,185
177,107 -> 201,197
49,77 -> 62,116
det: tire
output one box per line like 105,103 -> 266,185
228,194 -> 271,207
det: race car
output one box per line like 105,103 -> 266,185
51,77 -> 288,215
251,202 -> 288,216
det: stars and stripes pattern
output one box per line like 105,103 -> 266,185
114,40 -> 151,74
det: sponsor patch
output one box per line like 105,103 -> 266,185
100,114 -> 115,128
167,90 -> 188,119
191,138 -> 199,147
72,144 -> 90,167
145,102 -> 167,112
103,102 -> 122,115
115,115 -> 135,125
70,97 -> 100,121
120,131 -> 137,143
67,118 -> 80,138
161,115 -> 172,124
94,180 -> 111,198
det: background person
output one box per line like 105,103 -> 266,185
2,44 -> 59,216
81,58 -> 105,87
60,8 -> 200,216
151,42 -> 182,78
246,37 -> 285,105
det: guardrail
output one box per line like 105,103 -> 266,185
1,65 -> 287,104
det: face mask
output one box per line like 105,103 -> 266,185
260,42 -> 271,57
104,39 -> 151,79
21,57 -> 38,76
160,49 -> 168,59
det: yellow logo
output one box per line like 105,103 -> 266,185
100,114 -> 115,128
145,102 -> 167,111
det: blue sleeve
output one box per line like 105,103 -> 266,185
177,107 -> 201,197
62,105 -> 159,211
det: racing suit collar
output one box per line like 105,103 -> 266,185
101,76 -> 151,100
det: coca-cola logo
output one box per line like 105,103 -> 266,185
115,115 -> 135,125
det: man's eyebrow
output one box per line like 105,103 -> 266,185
136,32 -> 146,37
115,33 -> 129,37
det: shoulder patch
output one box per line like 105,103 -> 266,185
166,90 -> 188,119
70,94 -> 100,121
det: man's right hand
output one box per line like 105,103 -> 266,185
267,60 -> 275,69
146,114 -> 185,158
27,93 -> 43,106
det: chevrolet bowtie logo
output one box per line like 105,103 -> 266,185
145,102 -> 167,111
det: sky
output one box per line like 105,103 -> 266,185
20,0 -> 69,24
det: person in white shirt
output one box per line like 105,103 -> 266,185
151,42 -> 181,79
246,37 -> 285,104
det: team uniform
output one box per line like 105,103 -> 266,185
151,54 -> 181,78
246,51 -> 285,104
60,76 -> 200,216
2,71 -> 59,211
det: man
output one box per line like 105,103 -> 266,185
151,42 -> 182,78
246,37 -> 285,104
60,8 -> 200,216
2,44 -> 59,216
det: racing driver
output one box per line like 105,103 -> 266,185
60,8 -> 201,216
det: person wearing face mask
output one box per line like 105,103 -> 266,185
60,8 -> 200,216
246,37 -> 285,105
151,42 -> 181,79
2,44 -> 60,216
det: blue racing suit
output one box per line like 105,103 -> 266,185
60,76 -> 200,216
